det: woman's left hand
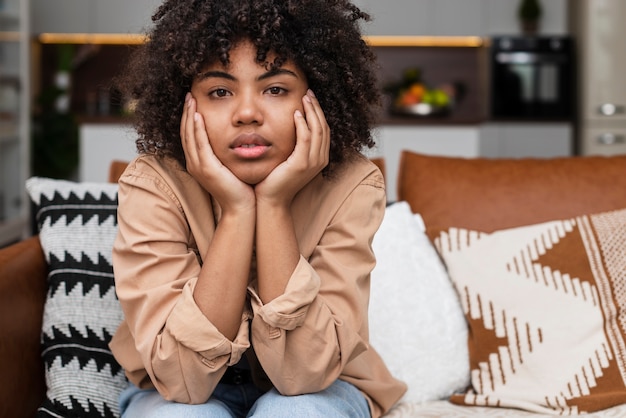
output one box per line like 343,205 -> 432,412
255,89 -> 330,206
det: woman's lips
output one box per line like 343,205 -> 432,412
231,133 -> 270,159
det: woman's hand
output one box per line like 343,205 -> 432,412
255,89 -> 330,207
180,93 -> 255,213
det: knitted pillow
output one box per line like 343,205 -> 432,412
434,207 -> 626,414
26,177 -> 126,418
369,202 -> 469,403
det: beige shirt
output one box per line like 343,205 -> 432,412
109,154 -> 406,417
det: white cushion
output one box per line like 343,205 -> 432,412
369,201 -> 469,404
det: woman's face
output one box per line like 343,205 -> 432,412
190,40 -> 309,185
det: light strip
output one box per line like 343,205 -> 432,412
364,35 -> 485,48
37,33 -> 147,45
35,33 -> 485,48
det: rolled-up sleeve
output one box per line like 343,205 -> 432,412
111,163 -> 250,404
247,177 -> 386,395
248,256 -> 320,331
163,280 -> 250,367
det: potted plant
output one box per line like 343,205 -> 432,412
31,44 -> 79,180
518,0 -> 542,35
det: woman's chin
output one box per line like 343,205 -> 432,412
234,169 -> 272,186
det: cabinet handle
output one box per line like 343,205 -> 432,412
597,133 -> 625,145
598,103 -> 625,116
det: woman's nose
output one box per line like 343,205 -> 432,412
233,93 -> 263,125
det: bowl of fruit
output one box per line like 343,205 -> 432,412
385,68 -> 459,117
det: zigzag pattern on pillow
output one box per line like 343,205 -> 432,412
435,207 -> 626,415
26,177 -> 127,418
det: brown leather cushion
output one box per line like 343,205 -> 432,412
397,150 -> 626,239
0,236 -> 47,417
108,160 -> 129,183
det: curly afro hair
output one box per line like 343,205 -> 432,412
118,0 -> 381,175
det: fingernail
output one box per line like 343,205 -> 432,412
307,89 -> 315,98
294,109 -> 303,117
185,92 -> 191,102
304,95 -> 312,103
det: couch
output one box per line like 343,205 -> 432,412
2,151 -> 626,418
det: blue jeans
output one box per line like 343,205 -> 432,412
119,379 -> 371,418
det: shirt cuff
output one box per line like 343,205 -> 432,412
248,255 -> 320,331
168,279 -> 251,367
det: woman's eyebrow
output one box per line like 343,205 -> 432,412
198,70 -> 235,81
257,68 -> 299,81
197,68 -> 298,82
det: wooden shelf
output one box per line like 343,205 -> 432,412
364,35 -> 485,48
35,33 -> 486,48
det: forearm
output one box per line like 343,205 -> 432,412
194,208 -> 255,340
255,202 -> 300,303
249,257 -> 368,395
250,180 -> 386,394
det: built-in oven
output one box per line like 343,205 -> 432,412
490,36 -> 575,120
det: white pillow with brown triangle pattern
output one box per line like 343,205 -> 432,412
434,207 -> 626,415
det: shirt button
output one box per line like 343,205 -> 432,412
233,370 -> 244,385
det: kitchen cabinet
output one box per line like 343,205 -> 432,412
579,125 -> 626,157
572,0 -> 626,156
0,0 -> 29,246
576,0 -> 626,123
480,123 -> 573,158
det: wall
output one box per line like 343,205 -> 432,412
31,0 -> 568,36
354,0 -> 568,36
31,0 -> 161,34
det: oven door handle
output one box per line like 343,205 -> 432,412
597,133 -> 626,145
598,103 -> 625,116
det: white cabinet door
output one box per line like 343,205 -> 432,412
580,0 -> 626,122
480,123 -> 573,158
580,126 -> 626,156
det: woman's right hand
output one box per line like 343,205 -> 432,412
180,93 -> 256,213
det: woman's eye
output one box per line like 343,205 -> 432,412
209,88 -> 230,98
267,86 -> 285,95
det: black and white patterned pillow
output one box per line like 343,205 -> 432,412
26,177 -> 127,418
